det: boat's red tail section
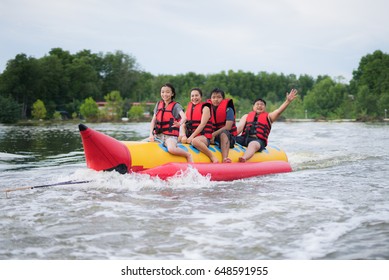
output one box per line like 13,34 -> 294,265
79,124 -> 131,174
140,161 -> 292,181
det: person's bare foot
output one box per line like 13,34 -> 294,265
186,154 -> 193,163
223,157 -> 232,163
238,157 -> 246,163
210,155 -> 219,163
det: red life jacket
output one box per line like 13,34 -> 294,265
154,100 -> 180,136
185,102 -> 213,139
208,98 -> 238,136
241,111 -> 272,145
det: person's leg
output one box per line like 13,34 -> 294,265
192,136 -> 219,163
219,131 -> 231,163
239,140 -> 261,162
165,138 -> 193,162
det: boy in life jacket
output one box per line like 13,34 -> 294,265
236,88 -> 298,162
149,83 -> 193,163
181,88 -> 219,163
208,88 -> 237,163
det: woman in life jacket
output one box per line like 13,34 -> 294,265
208,88 -> 237,163
236,89 -> 298,162
149,83 -> 193,162
181,88 -> 219,163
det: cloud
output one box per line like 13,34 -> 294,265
1,0 -> 389,81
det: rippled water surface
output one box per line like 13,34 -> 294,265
0,122 -> 388,259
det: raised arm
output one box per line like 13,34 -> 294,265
268,89 -> 298,123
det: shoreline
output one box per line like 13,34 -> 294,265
284,118 -> 389,122
2,118 -> 389,126
284,118 -> 357,122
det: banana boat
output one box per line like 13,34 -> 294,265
79,124 -> 291,181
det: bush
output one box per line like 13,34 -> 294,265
52,111 -> 62,121
80,97 -> 99,121
103,90 -> 124,121
31,99 -> 47,120
128,105 -> 144,121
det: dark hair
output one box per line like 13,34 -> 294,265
161,83 -> 176,100
253,98 -> 266,106
190,87 -> 203,97
210,88 -> 225,99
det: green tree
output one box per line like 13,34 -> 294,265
32,99 -> 47,120
52,111 -> 62,121
297,74 -> 315,99
0,54 -> 41,118
303,77 -> 347,119
101,51 -> 139,99
103,90 -> 124,121
378,92 -> 389,119
236,98 -> 253,119
283,96 -> 305,119
225,92 -> 240,114
354,85 -> 375,120
128,105 -> 144,121
38,54 -> 69,116
0,95 -> 20,123
203,71 -> 229,96
129,71 -> 154,102
351,50 -> 389,118
80,97 -> 99,121
66,56 -> 102,101
48,48 -> 73,65
9,48 -> 389,121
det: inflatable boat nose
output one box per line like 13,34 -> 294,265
78,123 -> 88,131
78,124 -> 131,174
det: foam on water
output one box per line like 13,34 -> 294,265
64,166 -> 215,192
1,122 -> 388,260
284,206 -> 389,259
0,152 -> 32,160
288,150 -> 382,171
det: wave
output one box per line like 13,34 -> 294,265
0,152 -> 32,160
288,151 -> 385,171
283,207 -> 389,259
64,167 -> 216,192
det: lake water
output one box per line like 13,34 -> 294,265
0,121 -> 388,260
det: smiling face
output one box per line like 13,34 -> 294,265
253,100 -> 266,113
190,89 -> 202,105
160,86 -> 174,103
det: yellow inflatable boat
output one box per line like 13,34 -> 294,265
79,124 -> 292,181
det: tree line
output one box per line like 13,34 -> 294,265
0,48 -> 388,123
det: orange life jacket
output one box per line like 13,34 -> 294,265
154,100 -> 180,136
185,102 -> 213,139
241,111 -> 272,145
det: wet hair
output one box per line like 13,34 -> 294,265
253,98 -> 266,106
210,88 -> 225,99
190,87 -> 203,97
161,83 -> 176,100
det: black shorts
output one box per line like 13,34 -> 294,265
215,129 -> 236,149
236,135 -> 266,152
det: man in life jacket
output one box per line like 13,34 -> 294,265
149,83 -> 193,162
236,88 -> 298,162
208,88 -> 237,163
181,88 -> 218,163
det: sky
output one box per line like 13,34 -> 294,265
1,0 -> 388,82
